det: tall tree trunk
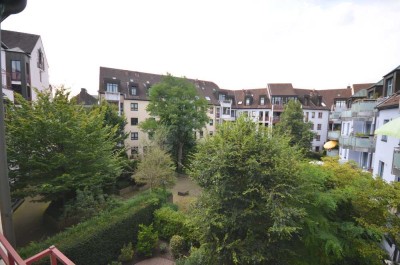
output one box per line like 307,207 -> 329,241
178,141 -> 183,172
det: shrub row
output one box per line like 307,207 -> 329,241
19,191 -> 169,265
154,206 -> 188,240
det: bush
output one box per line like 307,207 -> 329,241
154,207 -> 187,240
19,191 -> 169,265
136,224 -> 158,257
170,235 -> 186,259
176,246 -> 211,265
159,242 -> 168,254
118,242 -> 134,262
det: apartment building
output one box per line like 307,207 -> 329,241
372,66 -> 400,183
1,29 -> 50,101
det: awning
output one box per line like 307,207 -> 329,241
324,140 -> 338,149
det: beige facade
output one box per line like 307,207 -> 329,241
123,99 -> 151,157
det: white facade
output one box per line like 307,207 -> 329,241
29,37 -> 49,101
305,109 -> 329,152
373,108 -> 400,182
236,108 -> 270,126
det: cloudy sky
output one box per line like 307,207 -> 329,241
2,0 -> 400,96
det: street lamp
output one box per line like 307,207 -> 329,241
0,0 -> 27,247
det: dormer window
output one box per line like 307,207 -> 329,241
260,96 -> 265,105
386,78 -> 393,96
106,83 -> 118,93
219,94 -> 225,101
245,97 -> 251,106
130,85 -> 137,96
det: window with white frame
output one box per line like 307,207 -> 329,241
106,83 -> 118,93
386,78 -> 393,96
131,132 -> 138,140
131,103 -> 138,111
381,119 -> 389,142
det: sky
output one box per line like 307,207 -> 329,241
2,0 -> 400,96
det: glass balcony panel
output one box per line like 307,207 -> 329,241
328,130 -> 340,140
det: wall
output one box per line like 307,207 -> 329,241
29,37 -> 49,101
373,108 -> 400,182
306,110 -> 329,151
124,99 -> 150,155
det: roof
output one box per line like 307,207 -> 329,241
353,83 -> 375,94
1,30 -> 40,54
99,67 -> 221,105
71,88 -> 98,106
383,65 -> 400,77
376,92 -> 400,110
317,88 -> 352,110
293,88 -> 329,110
268,83 -> 297,96
230,88 -> 270,109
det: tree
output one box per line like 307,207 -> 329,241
275,100 -> 314,153
140,74 -> 208,172
190,116 -> 306,264
133,145 -> 176,191
6,89 -> 125,204
289,157 -> 400,265
189,116 -> 400,265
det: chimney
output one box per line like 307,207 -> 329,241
81,88 -> 87,93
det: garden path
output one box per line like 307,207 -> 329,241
134,257 -> 175,265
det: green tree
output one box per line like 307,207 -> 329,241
275,100 -> 314,153
140,74 -> 208,172
133,145 -> 176,191
190,116 -> 305,264
289,158 -> 400,265
6,89 -> 125,204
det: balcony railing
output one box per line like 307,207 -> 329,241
339,135 -> 376,152
329,111 -> 341,120
328,130 -> 340,140
392,147 -> 400,176
326,149 -> 339,157
340,100 -> 377,120
0,233 -> 75,265
104,91 -> 120,101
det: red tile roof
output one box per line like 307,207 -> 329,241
268,83 -> 296,96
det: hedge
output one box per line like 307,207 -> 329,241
154,206 -> 188,240
19,191 -> 169,265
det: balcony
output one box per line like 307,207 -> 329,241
326,149 -> 339,157
0,233 -> 75,265
328,130 -> 340,140
340,99 -> 377,121
104,91 -> 120,101
329,111 -> 341,121
339,135 -> 376,152
392,147 -> 400,176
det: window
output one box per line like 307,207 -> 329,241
209,119 -> 214,126
11,60 -> 21,80
130,86 -> 137,96
260,96 -> 265,105
130,103 -> 138,111
131,118 -> 138,126
38,49 -> 45,70
310,122 -> 314,130
131,132 -> 138,140
231,110 -> 235,117
245,97 -> 251,106
131,146 -> 139,155
223,107 -> 230,115
311,112 -> 315,118
315,134 -> 320,141
318,112 -> 323,118
315,146 -> 320,152
305,112 -> 309,122
199,131 -> 204,138
335,100 -> 346,108
219,94 -> 225,101
378,161 -> 385,178
386,78 -> 393,96
106,83 -> 118,93
272,97 -> 282,105
381,119 -> 389,142
317,124 -> 322,130
205,96 -> 211,101
209,131 -> 213,136
209,107 -> 214,114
